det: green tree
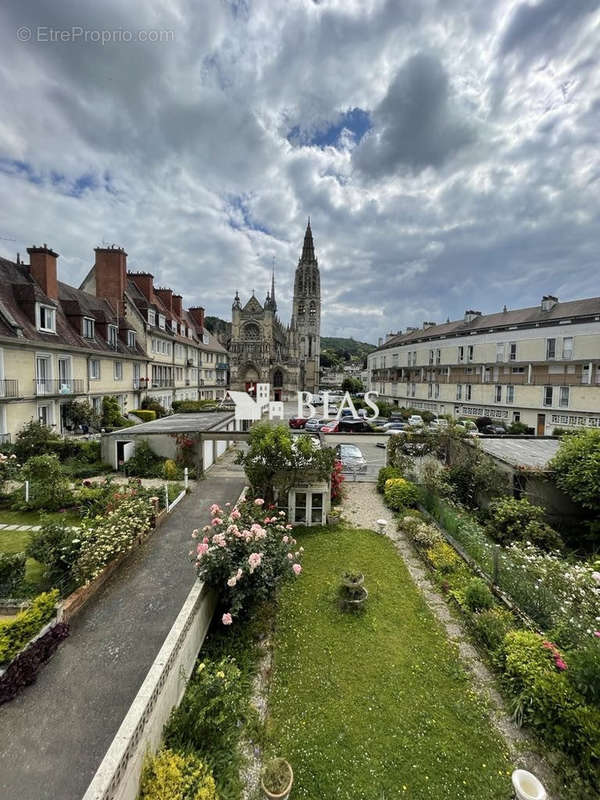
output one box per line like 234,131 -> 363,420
550,429 -> 600,512
341,376 -> 363,394
62,399 -> 99,430
235,422 -> 336,504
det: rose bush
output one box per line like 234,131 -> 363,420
192,498 -> 302,623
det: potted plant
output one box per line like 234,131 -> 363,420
261,758 -> 294,800
342,570 -> 364,588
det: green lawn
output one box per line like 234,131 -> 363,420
265,526 -> 512,800
0,511 -> 78,593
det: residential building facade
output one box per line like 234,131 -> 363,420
368,296 -> 600,435
0,244 -> 229,440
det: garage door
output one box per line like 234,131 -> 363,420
203,440 -> 213,470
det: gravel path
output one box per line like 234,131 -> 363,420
341,482 -> 558,798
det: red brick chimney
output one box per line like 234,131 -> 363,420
129,272 -> 155,302
94,246 -> 127,314
188,306 -> 205,331
27,245 -> 58,300
172,294 -> 183,318
155,288 -> 173,315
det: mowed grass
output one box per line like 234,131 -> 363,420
266,526 -> 512,800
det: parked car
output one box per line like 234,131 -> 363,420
384,422 -> 408,435
288,416 -> 308,429
371,418 -> 390,430
429,418 -> 448,430
338,418 -> 372,433
335,443 -> 367,473
311,394 -> 323,406
481,424 -> 506,435
340,408 -> 354,418
304,417 -> 323,432
327,404 -> 339,415
380,421 -> 407,431
407,414 -> 424,427
320,418 -> 339,434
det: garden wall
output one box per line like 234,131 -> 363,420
82,580 -> 216,800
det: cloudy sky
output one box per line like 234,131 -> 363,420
1,0 -> 599,343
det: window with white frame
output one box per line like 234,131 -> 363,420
89,359 -> 100,380
83,317 -> 95,339
158,314 -> 166,329
544,385 -> 553,406
509,342 -> 517,361
92,396 -> 102,415
127,330 -> 136,347
37,304 -> 56,333
429,349 -> 434,365
495,385 -> 502,402
496,342 -> 504,362
428,383 -> 433,398
114,361 -> 123,380
148,309 -> 156,326
434,383 -> 440,399
108,324 -> 118,347
458,345 -> 464,362
546,338 -> 556,360
467,345 -> 474,362
456,384 -> 462,400
38,403 -> 52,426
435,348 -> 441,364
559,386 -> 569,408
506,385 -> 515,404
562,337 -> 573,360
465,384 -> 472,401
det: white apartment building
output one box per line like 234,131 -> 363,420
368,296 -> 600,435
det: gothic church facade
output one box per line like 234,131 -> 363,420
228,221 -> 321,400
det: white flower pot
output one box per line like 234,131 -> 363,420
511,769 -> 546,800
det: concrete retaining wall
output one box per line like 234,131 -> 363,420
82,580 -> 216,800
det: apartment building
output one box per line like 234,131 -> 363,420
0,244 -> 229,441
368,296 -> 600,435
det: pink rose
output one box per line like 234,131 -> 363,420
212,517 -> 223,526
292,563 -> 302,575
192,529 -> 199,538
285,524 -> 293,530
254,498 -> 265,506
248,552 -> 263,573
196,542 -> 209,556
555,658 -> 567,671
287,552 -> 294,560
283,535 -> 289,543
222,613 -> 233,625
594,631 -> 600,637
210,503 -> 222,515
227,575 -> 237,587
230,508 -> 241,520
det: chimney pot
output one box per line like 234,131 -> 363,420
27,245 -> 59,300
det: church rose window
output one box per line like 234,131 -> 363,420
244,323 -> 260,340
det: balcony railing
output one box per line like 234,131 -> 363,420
150,378 -> 175,388
0,379 -> 19,398
34,379 -> 85,396
133,377 -> 149,390
216,362 -> 228,370
0,433 -> 11,444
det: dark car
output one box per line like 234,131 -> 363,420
335,443 -> 367,473
288,416 -> 308,429
338,418 -> 372,433
482,424 -> 506,435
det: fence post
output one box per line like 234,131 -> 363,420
25,480 -> 29,503
492,544 -> 500,586
184,467 -> 188,490
164,484 -> 169,513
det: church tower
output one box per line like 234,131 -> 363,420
292,219 -> 321,393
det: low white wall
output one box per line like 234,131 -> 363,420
82,581 -> 216,800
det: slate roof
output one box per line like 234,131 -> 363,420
0,255 -> 144,357
376,296 -> 600,351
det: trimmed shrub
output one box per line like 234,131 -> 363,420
163,459 -> 179,481
383,477 -> 418,510
0,621 -> 69,705
486,497 -> 543,545
172,399 -> 218,413
471,607 -> 516,652
18,454 -> 73,511
130,409 -> 157,422
0,552 -> 27,596
141,398 -> 168,418
376,465 -> 404,493
138,749 -> 217,800
14,420 -> 60,462
124,439 -> 164,478
425,541 -> 462,573
0,590 -> 59,664
464,577 -> 494,612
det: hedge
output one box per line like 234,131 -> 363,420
131,409 -> 157,422
0,590 -> 59,664
0,552 -> 27,596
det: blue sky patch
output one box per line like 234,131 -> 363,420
288,107 -> 371,149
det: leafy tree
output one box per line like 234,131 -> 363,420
550,429 -> 600,512
235,422 -> 336,504
14,420 -> 60,461
62,399 -> 99,430
101,396 -> 132,429
341,376 -> 363,394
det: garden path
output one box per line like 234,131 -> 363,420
341,482 -> 557,796
0,456 -> 245,800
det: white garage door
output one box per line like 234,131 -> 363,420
216,439 -> 226,457
203,440 -> 213,470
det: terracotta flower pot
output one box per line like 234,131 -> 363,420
261,759 -> 294,800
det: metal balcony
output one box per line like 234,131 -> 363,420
0,379 -> 19,398
34,379 -> 85,396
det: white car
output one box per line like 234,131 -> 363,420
407,415 -> 424,427
429,418 -> 448,431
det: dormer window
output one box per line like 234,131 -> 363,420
127,330 -> 136,347
37,304 -> 56,333
108,324 -> 118,347
203,333 -> 209,344
148,309 -> 156,326
159,314 -> 166,329
83,317 -> 95,339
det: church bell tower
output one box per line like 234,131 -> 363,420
292,219 -> 321,393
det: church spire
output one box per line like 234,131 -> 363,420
300,218 -> 315,263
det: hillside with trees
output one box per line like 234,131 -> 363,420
320,336 -> 376,368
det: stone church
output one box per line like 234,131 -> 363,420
228,220 -> 321,400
